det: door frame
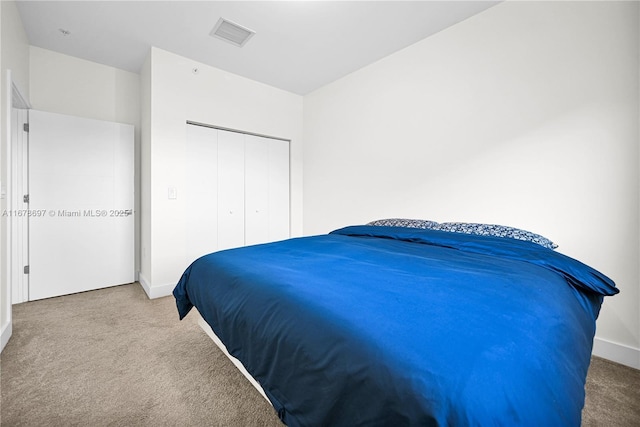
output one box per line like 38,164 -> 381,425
8,76 -> 30,304
2,72 -> 30,353
10,99 -> 29,303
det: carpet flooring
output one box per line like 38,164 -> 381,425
1,283 -> 639,426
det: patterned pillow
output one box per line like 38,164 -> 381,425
367,218 -> 440,229
437,222 -> 558,250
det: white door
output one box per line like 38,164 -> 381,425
185,124 -> 218,262
28,110 -> 134,300
217,129 -> 245,251
267,139 -> 290,242
184,124 -> 290,256
244,135 -> 290,244
244,135 -> 270,246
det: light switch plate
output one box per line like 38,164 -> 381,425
168,186 -> 177,200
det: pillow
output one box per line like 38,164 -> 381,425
367,218 -> 440,229
437,222 -> 558,250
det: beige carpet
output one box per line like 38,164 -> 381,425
1,283 -> 282,426
1,283 -> 639,426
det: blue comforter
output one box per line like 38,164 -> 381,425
173,226 -> 618,426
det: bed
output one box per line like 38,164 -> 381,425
173,222 -> 618,426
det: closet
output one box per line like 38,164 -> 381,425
185,123 -> 290,262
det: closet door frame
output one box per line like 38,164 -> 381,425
185,121 -> 291,252
187,121 -> 291,145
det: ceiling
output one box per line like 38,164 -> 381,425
16,1 -> 500,95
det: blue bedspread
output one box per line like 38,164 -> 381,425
173,226 -> 618,426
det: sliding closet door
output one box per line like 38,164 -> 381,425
185,125 -> 218,261
268,139 -> 290,242
217,130 -> 245,250
245,136 -> 290,245
245,135 -> 270,246
184,123 -> 290,259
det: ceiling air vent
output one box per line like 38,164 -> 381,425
210,18 -> 256,47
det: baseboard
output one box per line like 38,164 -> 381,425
138,273 -> 174,299
1,321 -> 12,353
592,337 -> 640,370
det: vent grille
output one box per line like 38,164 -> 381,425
210,18 -> 255,47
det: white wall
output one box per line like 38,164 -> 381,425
303,1 -> 640,368
29,46 -> 141,282
140,47 -> 303,298
1,0 -> 30,352
30,46 -> 139,126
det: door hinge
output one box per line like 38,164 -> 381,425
23,194 -> 29,203
23,123 -> 29,132
23,265 -> 29,274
